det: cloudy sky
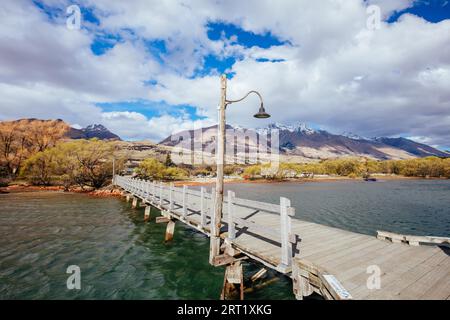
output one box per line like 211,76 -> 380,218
0,0 -> 449,149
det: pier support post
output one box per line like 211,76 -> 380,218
144,206 -> 151,222
165,220 -> 176,242
126,194 -> 131,202
132,197 -> 138,209
220,261 -> 244,300
200,187 -> 206,229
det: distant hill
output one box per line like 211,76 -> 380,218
0,118 -> 121,141
159,122 -> 449,160
372,137 -> 449,158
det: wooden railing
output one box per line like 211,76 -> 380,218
114,175 -> 297,270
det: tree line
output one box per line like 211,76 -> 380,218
2,119 -> 449,188
0,120 -> 122,189
243,157 -> 450,180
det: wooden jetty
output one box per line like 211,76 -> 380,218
114,176 -> 450,300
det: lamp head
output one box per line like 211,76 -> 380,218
253,103 -> 271,119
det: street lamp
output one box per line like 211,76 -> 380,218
210,74 -> 270,265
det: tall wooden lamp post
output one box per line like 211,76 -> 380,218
210,74 -> 270,265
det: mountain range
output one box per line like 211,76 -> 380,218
2,119 -> 448,160
159,122 -> 449,160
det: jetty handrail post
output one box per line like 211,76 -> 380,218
159,181 -> 163,207
279,197 -> 293,268
209,187 -> 217,265
144,180 -> 148,200
149,181 -> 152,202
152,181 -> 156,203
200,187 -> 206,229
182,185 -> 188,218
227,190 -> 236,240
169,182 -> 174,211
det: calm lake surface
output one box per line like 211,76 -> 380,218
1,179 -> 449,299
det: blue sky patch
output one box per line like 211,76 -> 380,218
144,40 -> 168,64
98,100 -> 205,121
91,34 -> 122,55
207,22 -> 287,48
32,0 -> 63,21
195,54 -> 237,77
387,0 -> 450,23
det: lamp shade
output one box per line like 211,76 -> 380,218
253,104 -> 271,119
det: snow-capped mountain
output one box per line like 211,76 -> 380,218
257,122 -> 316,135
158,123 -> 449,160
341,132 -> 371,141
68,124 -> 121,140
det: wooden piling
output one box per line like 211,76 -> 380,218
220,261 -> 244,300
132,197 -> 138,209
165,220 -> 176,242
144,206 -> 151,222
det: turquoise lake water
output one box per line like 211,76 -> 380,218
1,179 -> 449,299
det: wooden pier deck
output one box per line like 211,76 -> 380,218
114,176 -> 450,300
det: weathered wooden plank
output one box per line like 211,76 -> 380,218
361,249 -> 445,299
419,268 -> 450,299
377,230 -> 450,247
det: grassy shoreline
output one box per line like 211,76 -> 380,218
2,174 -> 448,194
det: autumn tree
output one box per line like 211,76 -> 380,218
0,122 -> 27,178
21,139 -> 120,189
0,119 -> 68,178
135,158 -> 187,181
